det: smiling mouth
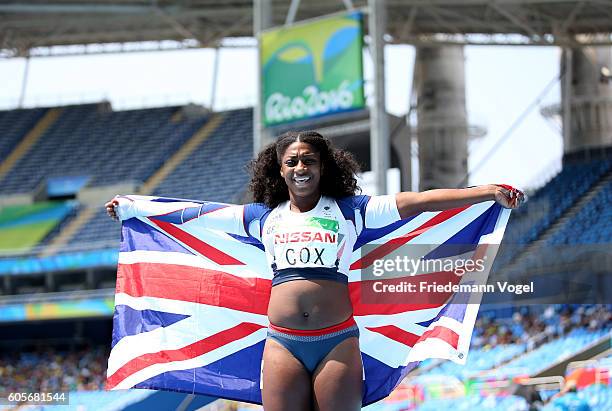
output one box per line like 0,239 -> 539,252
293,175 -> 312,186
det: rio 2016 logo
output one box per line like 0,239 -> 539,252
261,12 -> 364,126
265,81 -> 354,124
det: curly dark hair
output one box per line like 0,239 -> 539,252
248,130 -> 361,208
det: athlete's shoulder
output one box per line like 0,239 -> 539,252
330,195 -> 368,224
334,195 -> 370,210
242,203 -> 273,239
243,202 -> 272,220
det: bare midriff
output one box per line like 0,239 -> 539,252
267,279 -> 353,329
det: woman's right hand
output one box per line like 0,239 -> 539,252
493,184 -> 526,209
105,197 -> 120,221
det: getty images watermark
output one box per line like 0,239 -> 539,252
360,244 -> 535,305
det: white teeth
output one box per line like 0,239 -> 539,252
294,176 -> 311,184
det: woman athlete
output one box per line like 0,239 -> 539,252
106,130 -> 524,411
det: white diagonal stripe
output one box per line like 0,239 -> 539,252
108,294 -> 267,377
112,328 -> 267,390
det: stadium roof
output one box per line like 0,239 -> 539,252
2,0 -> 612,57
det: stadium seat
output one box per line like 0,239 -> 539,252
491,328 -> 611,378
0,107 -> 47,163
0,105 -> 207,195
66,107 -> 253,247
548,181 -> 612,245
494,157 -> 612,269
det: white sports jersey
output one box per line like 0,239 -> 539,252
260,196 -> 400,285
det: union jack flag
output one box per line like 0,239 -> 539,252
106,196 -> 510,405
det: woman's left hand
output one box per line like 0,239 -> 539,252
493,184 -> 525,209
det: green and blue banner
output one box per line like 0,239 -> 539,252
0,297 -> 114,323
0,201 -> 75,251
261,12 -> 365,126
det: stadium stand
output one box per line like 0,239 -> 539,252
419,344 -> 527,381
484,306 -> 610,376
0,347 -> 108,394
0,104 -> 208,195
0,107 -> 47,163
494,154 -> 612,268
0,106 -> 252,279
413,384 -> 612,411
415,394 -> 529,411
0,347 -> 218,411
63,208 -> 121,249
151,107 -> 253,202
0,104 -> 214,260
542,383 -> 612,410
403,306 -> 612,410
489,327 -> 610,378
65,107 -> 252,247
548,179 -> 612,245
416,306 -> 600,381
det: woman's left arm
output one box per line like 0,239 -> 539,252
395,184 -> 524,220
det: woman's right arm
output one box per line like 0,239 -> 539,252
105,195 -> 263,238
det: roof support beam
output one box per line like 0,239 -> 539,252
429,6 -> 495,30
560,0 -> 586,32
398,6 -> 418,39
420,7 -> 463,34
285,0 -> 301,25
1,0 -> 612,54
0,4 -> 154,14
489,3 -> 543,40
154,7 -> 202,43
